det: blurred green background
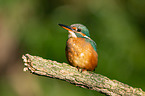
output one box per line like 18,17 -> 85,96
0,0 -> 145,96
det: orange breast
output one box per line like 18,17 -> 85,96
65,37 -> 98,71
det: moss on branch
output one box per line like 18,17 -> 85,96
22,54 -> 145,96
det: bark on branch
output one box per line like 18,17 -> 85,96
22,54 -> 145,96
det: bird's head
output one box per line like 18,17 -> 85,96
58,24 -> 90,38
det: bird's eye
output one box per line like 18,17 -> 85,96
77,29 -> 81,32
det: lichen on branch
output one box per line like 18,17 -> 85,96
22,54 -> 145,96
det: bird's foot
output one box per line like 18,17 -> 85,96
77,66 -> 87,72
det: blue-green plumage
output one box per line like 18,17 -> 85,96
85,38 -> 97,52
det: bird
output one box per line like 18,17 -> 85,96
58,23 -> 98,71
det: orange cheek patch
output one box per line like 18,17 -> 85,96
72,27 -> 77,30
77,32 -> 86,36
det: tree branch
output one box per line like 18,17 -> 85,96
22,54 -> 145,96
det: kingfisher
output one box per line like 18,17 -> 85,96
58,24 -> 98,71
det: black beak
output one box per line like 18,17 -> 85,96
58,24 -> 73,31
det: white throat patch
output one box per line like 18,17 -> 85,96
68,31 -> 77,38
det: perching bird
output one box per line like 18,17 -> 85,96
58,24 -> 98,71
